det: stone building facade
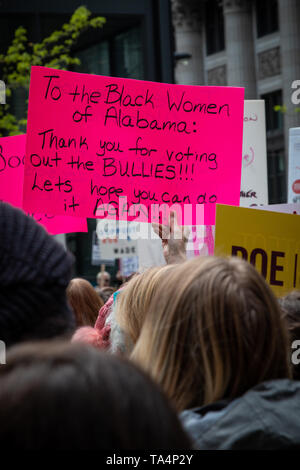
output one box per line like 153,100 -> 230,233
172,0 -> 300,203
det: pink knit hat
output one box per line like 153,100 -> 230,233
71,325 -> 110,349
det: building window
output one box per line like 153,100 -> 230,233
75,26 -> 144,80
205,0 -> 225,55
267,149 -> 286,203
76,41 -> 111,76
256,0 -> 279,38
261,89 -> 283,132
261,89 -> 286,203
113,27 -> 144,80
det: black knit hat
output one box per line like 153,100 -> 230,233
0,202 -> 75,347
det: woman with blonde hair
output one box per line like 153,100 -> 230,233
131,256 -> 300,449
73,210 -> 189,351
109,265 -> 175,354
67,278 -> 104,327
71,266 -> 175,353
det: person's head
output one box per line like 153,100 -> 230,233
97,271 -> 111,287
99,286 -> 115,304
0,202 -> 75,348
0,341 -> 191,450
67,278 -> 104,327
132,256 -> 291,412
279,290 -> 300,380
114,265 -> 175,353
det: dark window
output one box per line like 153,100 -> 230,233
205,0 -> 225,55
256,0 -> 279,38
113,27 -> 144,79
261,89 -> 283,132
261,89 -> 286,203
76,42 -> 111,76
75,26 -> 144,80
267,149 -> 286,203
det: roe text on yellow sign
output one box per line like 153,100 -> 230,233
214,204 -> 300,296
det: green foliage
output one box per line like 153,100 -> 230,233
273,104 -> 300,114
0,6 -> 106,136
273,105 -> 287,113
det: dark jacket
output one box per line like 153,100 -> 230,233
180,379 -> 300,450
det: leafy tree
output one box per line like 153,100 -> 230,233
274,105 -> 300,114
0,6 -> 106,136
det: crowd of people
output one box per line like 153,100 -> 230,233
0,201 -> 300,450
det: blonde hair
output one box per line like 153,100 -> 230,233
115,265 -> 175,346
131,256 -> 291,412
67,278 -> 104,327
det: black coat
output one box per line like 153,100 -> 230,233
180,379 -> 300,450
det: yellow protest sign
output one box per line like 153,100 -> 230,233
214,204 -> 300,296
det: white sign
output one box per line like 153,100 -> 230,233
96,219 -> 165,267
96,219 -> 145,240
99,238 -> 138,260
91,230 -> 115,265
288,128 -> 300,204
255,203 -> 300,215
91,230 -> 101,265
240,100 -> 268,207
186,101 -> 268,259
96,219 -> 138,260
120,257 -> 139,277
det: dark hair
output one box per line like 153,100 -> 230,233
99,286 -> 115,304
279,291 -> 300,380
67,278 -> 104,327
0,341 -> 191,450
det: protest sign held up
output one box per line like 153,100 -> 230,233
189,100 -> 268,259
240,100 -> 268,207
96,219 -> 138,260
214,204 -> 300,296
23,66 -> 244,225
0,134 -> 87,235
255,203 -> 300,215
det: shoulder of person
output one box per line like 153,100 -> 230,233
181,379 -> 300,450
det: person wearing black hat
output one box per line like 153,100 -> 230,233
0,202 -> 75,348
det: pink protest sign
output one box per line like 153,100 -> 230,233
23,66 -> 244,224
0,134 -> 26,207
0,135 -> 87,235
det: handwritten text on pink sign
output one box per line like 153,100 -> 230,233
0,135 -> 87,235
23,66 -> 244,224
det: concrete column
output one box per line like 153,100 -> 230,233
223,0 -> 256,98
172,0 -> 204,85
278,0 -> 300,167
